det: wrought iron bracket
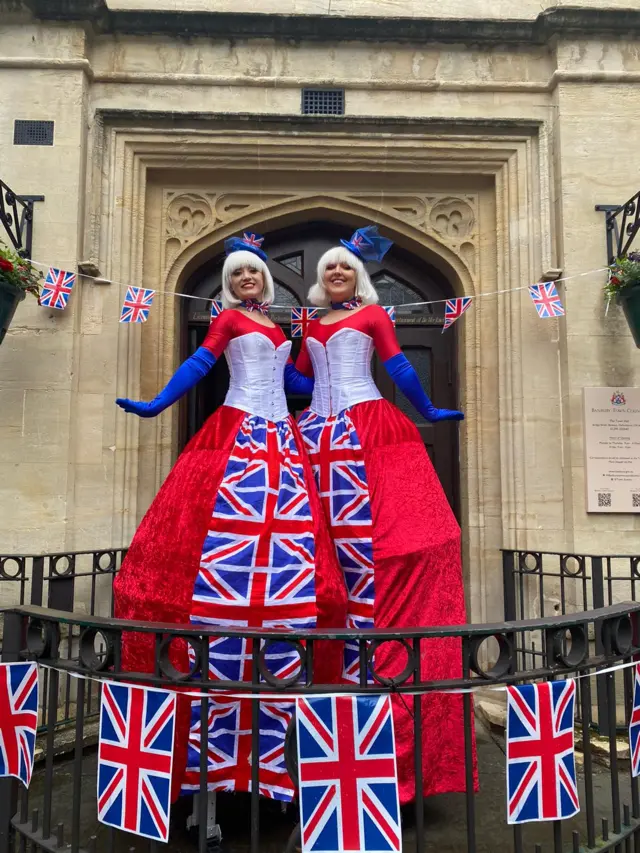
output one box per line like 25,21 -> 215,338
0,179 -> 44,259
596,189 -> 640,265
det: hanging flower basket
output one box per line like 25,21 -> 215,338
0,243 -> 42,345
605,253 -> 640,348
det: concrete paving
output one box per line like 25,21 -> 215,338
20,718 -> 635,852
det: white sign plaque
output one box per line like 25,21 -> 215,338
583,387 -> 640,513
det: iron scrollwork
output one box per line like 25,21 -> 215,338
0,178 -> 43,258
596,189 -> 640,264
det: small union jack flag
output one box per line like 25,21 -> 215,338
297,695 -> 401,853
443,297 -> 472,332
38,268 -> 76,310
98,682 -> 176,841
291,307 -> 318,338
243,233 -> 264,250
506,680 -> 579,824
120,287 -> 155,323
528,282 -> 565,319
383,306 -> 396,326
629,665 -> 640,776
0,662 -> 39,787
210,300 -> 224,318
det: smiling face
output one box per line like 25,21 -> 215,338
230,264 -> 265,302
322,261 -> 357,304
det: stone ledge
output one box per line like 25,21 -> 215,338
17,2 -> 640,45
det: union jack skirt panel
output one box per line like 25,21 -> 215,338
0,662 -> 39,787
506,680 -> 579,824
183,414 -> 317,800
298,409 -> 374,684
297,695 -> 401,853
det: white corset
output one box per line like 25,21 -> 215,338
307,329 -> 382,417
223,333 -> 291,422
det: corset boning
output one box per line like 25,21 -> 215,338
307,329 -> 382,417
223,334 -> 291,422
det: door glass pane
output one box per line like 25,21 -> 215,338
395,346 -> 432,425
373,272 -> 427,307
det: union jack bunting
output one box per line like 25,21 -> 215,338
443,296 -> 472,332
210,300 -> 224,318
98,681 -> 176,841
38,267 -> 76,310
120,286 -> 155,323
528,282 -> 565,319
298,410 -> 374,684
291,307 -> 318,338
383,306 -> 396,326
297,695 -> 401,853
506,680 -> 579,824
629,665 -> 640,777
183,415 -> 316,800
0,662 -> 39,786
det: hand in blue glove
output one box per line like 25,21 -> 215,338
284,361 -> 314,396
383,352 -> 464,423
116,347 -> 217,418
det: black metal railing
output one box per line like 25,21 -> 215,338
503,549 -> 640,734
0,603 -> 639,853
0,550 -> 126,731
596,190 -> 640,265
0,179 -> 42,258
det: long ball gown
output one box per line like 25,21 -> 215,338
295,304 -> 476,804
113,309 -> 347,802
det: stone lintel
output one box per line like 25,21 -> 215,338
18,2 -> 640,45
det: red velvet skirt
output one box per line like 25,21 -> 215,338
114,405 -> 347,801
298,399 -> 476,804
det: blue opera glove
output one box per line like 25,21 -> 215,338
284,362 -> 314,396
116,347 -> 217,418
383,352 -> 464,423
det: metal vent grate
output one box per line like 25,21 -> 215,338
13,120 -> 54,146
301,88 -> 345,116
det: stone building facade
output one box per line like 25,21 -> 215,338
1,0 -> 640,624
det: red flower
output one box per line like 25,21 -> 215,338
610,276 -> 621,286
0,258 -> 14,273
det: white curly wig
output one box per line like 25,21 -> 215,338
221,250 -> 275,309
307,246 -> 379,308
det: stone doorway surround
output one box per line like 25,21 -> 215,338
84,115 -> 556,624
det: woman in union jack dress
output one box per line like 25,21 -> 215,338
113,233 -> 347,804
295,225 -> 476,804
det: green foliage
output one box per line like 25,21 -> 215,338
0,242 -> 42,298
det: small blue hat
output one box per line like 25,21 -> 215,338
340,225 -> 393,263
224,232 -> 268,262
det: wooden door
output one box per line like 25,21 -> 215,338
183,221 -> 461,515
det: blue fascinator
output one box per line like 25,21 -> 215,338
340,225 -> 393,263
224,232 -> 268,262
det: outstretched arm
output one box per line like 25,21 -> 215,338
367,307 -> 464,423
116,347 -> 217,418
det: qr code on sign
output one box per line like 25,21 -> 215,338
598,493 -> 612,508
633,494 -> 640,508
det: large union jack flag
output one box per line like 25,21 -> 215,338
629,665 -> 640,776
120,286 -> 155,323
443,296 -> 472,332
0,662 -> 39,786
506,680 -> 579,824
528,283 -> 565,319
38,267 -> 76,310
98,682 -> 176,841
291,307 -> 318,338
297,695 -> 401,853
183,415 -> 317,800
299,410 -> 374,684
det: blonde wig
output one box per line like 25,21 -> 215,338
221,250 -> 275,309
307,245 -> 379,307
